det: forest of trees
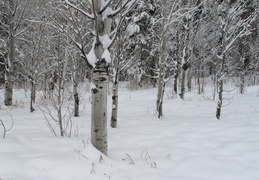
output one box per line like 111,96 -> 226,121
0,0 -> 258,154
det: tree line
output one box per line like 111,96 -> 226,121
0,0 -> 258,154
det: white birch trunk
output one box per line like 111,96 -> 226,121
91,60 -> 108,155
91,0 -> 111,155
110,43 -> 120,128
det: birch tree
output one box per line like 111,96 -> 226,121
4,0 -> 15,106
215,0 -> 256,119
59,0 -> 137,155
156,0 -> 202,118
1,0 -> 28,106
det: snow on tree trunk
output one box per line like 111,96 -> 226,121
62,0 -> 137,154
90,0 -> 111,155
4,0 -> 15,106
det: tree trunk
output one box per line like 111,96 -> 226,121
91,60 -> 108,155
179,46 -> 188,100
57,63 -> 64,137
187,66 -> 192,91
110,42 -> 120,127
240,72 -> 245,94
73,54 -> 80,117
197,67 -> 201,94
111,73 -> 119,128
201,68 -> 204,93
179,67 -> 186,99
216,78 -> 223,119
111,20 -> 121,128
173,71 -> 178,95
156,0 -> 167,118
211,73 -> 217,101
179,14 -> 190,99
4,0 -> 15,106
30,78 -> 36,112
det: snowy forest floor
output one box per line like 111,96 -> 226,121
0,83 -> 259,180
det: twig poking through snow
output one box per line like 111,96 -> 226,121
0,113 -> 14,138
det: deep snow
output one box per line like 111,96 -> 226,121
0,83 -> 259,180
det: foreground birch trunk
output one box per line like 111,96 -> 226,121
62,0 -> 137,155
91,60 -> 108,155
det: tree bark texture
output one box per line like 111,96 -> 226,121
111,77 -> 119,128
110,46 -> 120,128
91,60 -> 108,155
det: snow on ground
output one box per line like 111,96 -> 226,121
0,83 -> 259,180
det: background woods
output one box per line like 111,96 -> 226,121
0,0 -> 258,153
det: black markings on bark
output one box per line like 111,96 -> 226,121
92,88 -> 98,94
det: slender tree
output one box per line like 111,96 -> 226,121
215,0 -> 256,119
59,0 -> 137,155
4,0 -> 15,106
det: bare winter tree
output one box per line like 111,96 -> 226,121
156,0 -> 202,118
3,0 -> 15,106
215,0 -> 256,119
1,0 -> 28,106
55,0 -> 137,155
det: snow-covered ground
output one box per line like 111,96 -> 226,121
0,83 -> 259,180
